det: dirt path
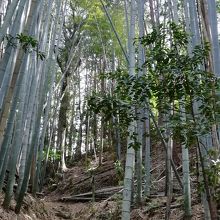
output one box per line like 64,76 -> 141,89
0,155 -> 205,220
43,199 -> 89,220
43,196 -> 120,220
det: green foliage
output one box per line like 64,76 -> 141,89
87,90 -> 132,128
84,157 -> 92,169
5,33 -> 45,60
43,148 -> 61,161
196,149 -> 220,203
16,33 -> 38,51
216,0 -> 220,13
128,131 -> 141,151
88,22 -> 220,151
202,150 -> 220,203
141,23 -> 219,145
114,160 -> 124,185
142,24 -> 210,104
73,0 -> 126,63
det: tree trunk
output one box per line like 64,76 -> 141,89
122,0 -> 136,219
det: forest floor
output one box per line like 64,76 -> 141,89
0,146 -> 205,220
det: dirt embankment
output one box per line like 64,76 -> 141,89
0,149 -> 205,220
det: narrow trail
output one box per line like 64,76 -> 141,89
43,199 -> 89,220
38,152 -> 204,220
0,151 -> 205,219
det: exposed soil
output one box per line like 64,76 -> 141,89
0,193 -> 53,220
49,160 -> 118,198
0,148 -> 205,219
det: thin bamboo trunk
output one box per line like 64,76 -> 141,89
122,1 -> 136,219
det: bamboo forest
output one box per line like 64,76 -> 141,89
1,0 -> 220,219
